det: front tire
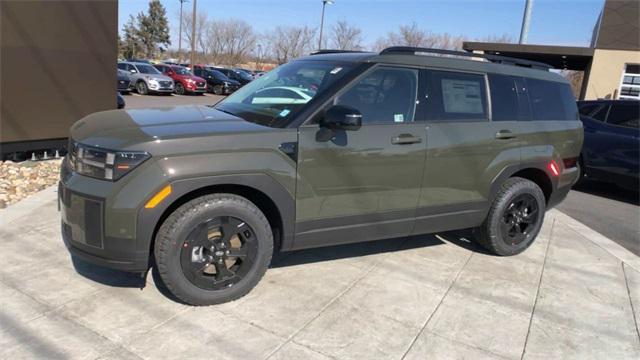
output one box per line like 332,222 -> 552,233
136,81 -> 148,95
175,83 -> 185,95
213,85 -> 223,95
476,177 -> 545,256
154,194 -> 273,306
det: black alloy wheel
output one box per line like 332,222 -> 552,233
154,194 -> 273,305
499,193 -> 539,246
180,216 -> 258,290
213,85 -> 223,95
476,177 -> 546,256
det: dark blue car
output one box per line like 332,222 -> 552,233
577,100 -> 639,191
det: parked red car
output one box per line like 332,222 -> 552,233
153,64 -> 207,95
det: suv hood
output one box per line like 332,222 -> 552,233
70,105 -> 282,152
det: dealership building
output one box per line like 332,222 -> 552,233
464,0 -> 640,100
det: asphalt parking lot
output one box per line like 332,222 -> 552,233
122,92 -> 225,109
0,186 -> 639,359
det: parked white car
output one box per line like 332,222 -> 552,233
117,61 -> 174,95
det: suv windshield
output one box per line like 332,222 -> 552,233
235,70 -> 253,81
136,64 -> 161,75
215,60 -> 354,127
173,66 -> 192,76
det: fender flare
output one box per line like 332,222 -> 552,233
489,161 -> 558,202
136,173 -> 296,265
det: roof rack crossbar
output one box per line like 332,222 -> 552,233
379,46 -> 552,70
311,49 -> 369,55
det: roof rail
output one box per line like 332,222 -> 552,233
310,49 -> 369,55
379,46 -> 552,70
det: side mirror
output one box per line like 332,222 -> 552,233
129,69 -> 137,74
320,105 -> 362,131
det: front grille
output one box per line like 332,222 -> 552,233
196,81 -> 205,87
159,80 -> 173,87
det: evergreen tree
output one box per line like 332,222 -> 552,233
137,0 -> 171,58
120,15 -> 141,59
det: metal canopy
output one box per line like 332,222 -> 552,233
462,42 -> 595,70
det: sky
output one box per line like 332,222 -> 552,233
118,0 -> 606,49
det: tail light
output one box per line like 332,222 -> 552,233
547,160 -> 560,177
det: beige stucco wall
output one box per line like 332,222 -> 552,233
583,49 -> 640,100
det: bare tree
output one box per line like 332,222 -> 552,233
265,26 -> 316,64
331,20 -> 363,50
207,19 -> 256,65
373,22 -> 459,50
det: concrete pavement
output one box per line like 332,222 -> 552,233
0,186 -> 639,359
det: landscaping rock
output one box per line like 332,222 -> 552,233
0,159 -> 62,207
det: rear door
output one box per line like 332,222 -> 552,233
295,66 -> 426,248
414,70 -> 522,234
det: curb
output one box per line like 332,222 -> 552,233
550,209 -> 640,272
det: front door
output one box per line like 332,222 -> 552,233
294,66 -> 426,249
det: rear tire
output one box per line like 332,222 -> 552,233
154,194 -> 273,306
476,177 -> 546,256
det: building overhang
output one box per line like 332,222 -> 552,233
462,42 -> 595,71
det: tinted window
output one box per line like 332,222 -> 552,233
578,103 -> 600,116
117,63 -> 126,70
489,74 -> 519,121
607,103 -> 639,129
136,64 -> 161,75
426,70 -> 487,121
336,67 -> 418,125
526,78 -> 577,120
591,105 -> 609,122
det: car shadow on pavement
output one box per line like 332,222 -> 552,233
69,229 -> 492,304
572,180 -> 640,206
269,228 -> 491,269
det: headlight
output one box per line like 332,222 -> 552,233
224,81 -> 230,86
186,78 -> 195,83
68,142 -> 150,181
148,79 -> 159,84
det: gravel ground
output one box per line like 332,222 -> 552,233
0,159 -> 62,208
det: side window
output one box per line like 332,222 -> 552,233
578,103 -> 600,116
335,67 -> 418,125
525,78 -> 577,120
117,63 -> 126,70
488,74 -> 519,121
425,70 -> 488,121
607,104 -> 639,129
127,64 -> 137,73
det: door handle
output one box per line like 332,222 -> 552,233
495,129 -> 517,140
391,134 -> 422,145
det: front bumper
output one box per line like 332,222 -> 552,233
59,182 -> 149,272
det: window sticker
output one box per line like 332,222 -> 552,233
394,114 -> 404,123
279,109 -> 291,117
441,79 -> 483,114
330,67 -> 343,74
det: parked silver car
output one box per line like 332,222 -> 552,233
117,61 -> 174,95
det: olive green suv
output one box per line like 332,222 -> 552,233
59,47 -> 583,305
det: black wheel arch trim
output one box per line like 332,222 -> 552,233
489,161 -> 559,204
136,173 -> 296,269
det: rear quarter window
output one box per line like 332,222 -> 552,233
525,78 -> 578,121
